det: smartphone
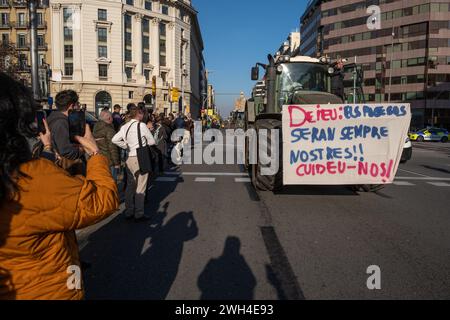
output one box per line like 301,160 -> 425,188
36,110 -> 46,134
68,110 -> 86,143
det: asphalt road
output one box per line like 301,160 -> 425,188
78,141 -> 450,300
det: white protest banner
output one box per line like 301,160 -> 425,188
282,104 -> 411,185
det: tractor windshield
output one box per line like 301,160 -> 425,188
278,62 -> 331,102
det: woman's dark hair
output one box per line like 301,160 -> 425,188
128,105 -> 142,119
0,73 -> 37,204
137,102 -> 146,111
126,103 -> 136,112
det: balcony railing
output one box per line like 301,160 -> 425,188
12,0 -> 26,8
37,21 -> 47,29
0,22 -> 12,29
0,1 -> 10,8
14,21 -> 29,29
17,42 -> 30,50
38,43 -> 48,50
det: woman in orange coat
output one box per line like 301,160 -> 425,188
0,73 -> 120,300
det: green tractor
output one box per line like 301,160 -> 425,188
245,54 -> 383,192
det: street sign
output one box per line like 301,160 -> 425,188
48,96 -> 53,107
152,76 -> 156,96
171,87 -> 179,103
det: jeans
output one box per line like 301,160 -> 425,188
110,166 -> 119,183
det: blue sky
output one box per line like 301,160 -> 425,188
195,0 -> 308,117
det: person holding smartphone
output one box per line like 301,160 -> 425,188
0,73 -> 119,299
47,90 -> 86,175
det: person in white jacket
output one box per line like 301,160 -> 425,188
112,105 -> 155,221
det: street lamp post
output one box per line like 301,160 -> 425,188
29,0 -> 41,100
181,62 -> 188,114
387,24 -> 395,103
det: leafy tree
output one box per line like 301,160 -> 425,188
0,42 -> 29,85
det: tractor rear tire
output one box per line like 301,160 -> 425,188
356,184 -> 386,192
252,119 -> 283,191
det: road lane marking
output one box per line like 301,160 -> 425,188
195,177 -> 216,182
141,237 -> 151,255
393,181 -> 415,186
155,177 -> 178,182
398,168 -> 430,177
166,172 -> 248,177
427,182 -> 450,187
235,177 -> 252,183
395,177 -> 450,181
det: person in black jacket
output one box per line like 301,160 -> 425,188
47,90 -> 84,161
331,59 -> 345,101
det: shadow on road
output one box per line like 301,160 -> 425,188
197,236 -> 257,300
421,165 -> 450,175
274,185 -> 358,196
80,208 -> 198,300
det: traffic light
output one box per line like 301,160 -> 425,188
152,76 -> 156,96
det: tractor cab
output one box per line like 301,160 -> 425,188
250,55 -> 343,116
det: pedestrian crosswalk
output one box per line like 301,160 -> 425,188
153,172 -> 450,188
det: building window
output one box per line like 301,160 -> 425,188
161,5 -> 169,15
64,63 -> 73,76
37,12 -> 43,26
1,33 -> 9,44
126,0 -> 134,6
143,18 -> 149,33
98,27 -> 107,42
128,91 -> 134,99
144,69 -> 150,81
18,54 -> 27,70
125,67 -> 133,80
145,1 -> 152,10
0,13 -> 9,26
98,9 -> 107,21
124,14 -> 132,29
159,22 -> 166,37
161,71 -> 167,84
125,49 -> 132,61
99,64 -> 108,78
392,60 -> 401,69
64,45 -> 73,58
64,27 -> 72,41
18,34 -> 26,48
39,53 -> 45,66
98,45 -> 107,58
143,52 -> 149,64
143,35 -> 149,49
159,22 -> 166,67
37,35 -> 44,47
17,13 -> 26,27
125,32 -> 132,46
63,8 -> 73,23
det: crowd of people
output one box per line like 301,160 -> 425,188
0,72 -> 194,299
